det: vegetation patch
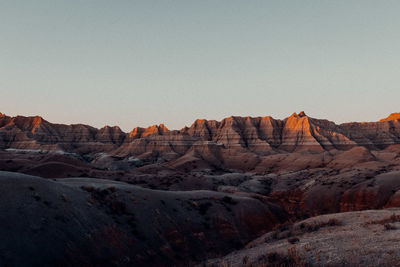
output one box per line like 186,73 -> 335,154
364,214 -> 400,226
267,218 -> 343,242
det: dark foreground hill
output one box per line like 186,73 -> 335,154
0,171 -> 286,267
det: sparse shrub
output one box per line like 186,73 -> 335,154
257,253 -> 268,263
271,231 -> 279,240
389,214 -> 400,222
242,255 -> 249,264
256,250 -> 301,266
288,236 -> 300,244
384,223 -> 396,230
305,218 -> 342,232
327,218 -> 342,226
269,218 -> 343,243
266,252 -> 279,262
365,213 -> 400,226
278,223 -> 291,232
306,223 -> 320,233
81,185 -> 95,192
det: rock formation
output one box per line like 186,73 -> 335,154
2,112 -> 400,266
1,111 -> 400,173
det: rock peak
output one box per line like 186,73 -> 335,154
380,113 -> 400,122
32,116 -> 43,127
298,111 -> 306,117
288,111 -> 307,120
158,124 -> 168,131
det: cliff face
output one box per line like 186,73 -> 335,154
1,112 -> 400,172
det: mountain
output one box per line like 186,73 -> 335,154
1,111 -> 400,174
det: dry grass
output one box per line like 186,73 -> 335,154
206,210 -> 400,267
267,217 -> 343,242
254,246 -> 309,267
384,223 -> 397,230
364,213 -> 400,226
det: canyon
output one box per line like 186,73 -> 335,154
1,111 -> 400,266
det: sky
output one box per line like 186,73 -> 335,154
1,1 -> 400,131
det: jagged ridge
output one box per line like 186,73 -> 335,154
1,111 -> 400,172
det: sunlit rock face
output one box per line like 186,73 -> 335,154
380,112 -> 400,122
1,111 -> 400,173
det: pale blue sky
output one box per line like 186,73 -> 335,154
1,1 -> 399,131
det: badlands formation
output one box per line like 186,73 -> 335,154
1,111 -> 400,266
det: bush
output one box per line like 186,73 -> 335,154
242,255 -> 249,264
256,249 -> 304,266
384,223 -> 396,230
288,236 -> 300,244
306,223 -> 320,233
365,213 -> 400,226
327,218 -> 342,226
269,218 -> 342,242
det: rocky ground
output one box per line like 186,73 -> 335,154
204,209 -> 400,266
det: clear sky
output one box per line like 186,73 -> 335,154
1,1 -> 399,131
